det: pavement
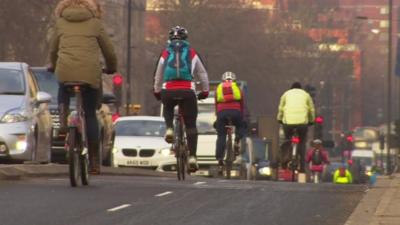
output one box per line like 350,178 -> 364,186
0,164 -> 176,180
345,173 -> 400,225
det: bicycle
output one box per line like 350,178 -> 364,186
224,118 -> 235,179
287,129 -> 300,182
171,98 -> 191,181
64,82 -> 90,187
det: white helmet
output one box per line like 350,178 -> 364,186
313,139 -> 322,145
221,71 -> 236,81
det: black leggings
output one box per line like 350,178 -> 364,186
58,83 -> 100,143
161,90 -> 198,156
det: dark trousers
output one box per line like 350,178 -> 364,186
215,110 -> 244,160
283,124 -> 308,172
161,90 -> 198,156
58,83 -> 100,143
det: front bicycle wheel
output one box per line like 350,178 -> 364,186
67,128 -> 80,187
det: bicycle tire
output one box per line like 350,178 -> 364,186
225,134 -> 233,179
67,128 -> 80,187
180,145 -> 186,180
80,151 -> 89,185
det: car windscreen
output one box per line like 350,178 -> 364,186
115,120 -> 166,137
352,157 -> 373,166
0,69 -> 25,95
32,70 -> 58,103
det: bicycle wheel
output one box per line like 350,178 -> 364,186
80,149 -> 89,186
225,134 -> 233,179
290,145 -> 298,182
67,128 -> 80,187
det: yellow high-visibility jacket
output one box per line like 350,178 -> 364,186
333,169 -> 353,184
277,88 -> 315,125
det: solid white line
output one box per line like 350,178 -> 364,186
155,191 -> 173,197
193,182 -> 206,185
107,204 -> 131,212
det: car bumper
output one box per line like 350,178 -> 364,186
0,122 -> 33,160
113,150 -> 175,169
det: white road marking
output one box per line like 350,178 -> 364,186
155,191 -> 173,197
193,181 -> 207,185
107,204 -> 131,212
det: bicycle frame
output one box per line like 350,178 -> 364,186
173,103 -> 190,180
67,86 -> 88,154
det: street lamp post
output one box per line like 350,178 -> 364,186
126,0 -> 132,115
387,0 -> 393,174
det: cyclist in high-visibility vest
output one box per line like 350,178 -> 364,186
214,72 -> 246,167
333,165 -> 353,184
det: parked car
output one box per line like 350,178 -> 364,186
240,137 -> 272,180
0,62 -> 52,163
31,67 -> 116,165
111,116 -> 174,169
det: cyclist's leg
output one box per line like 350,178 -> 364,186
230,110 -> 244,155
161,90 -> 178,143
82,86 -> 100,173
180,90 -> 198,157
161,90 -> 178,126
297,125 -> 308,173
215,111 -> 228,162
57,83 -> 70,132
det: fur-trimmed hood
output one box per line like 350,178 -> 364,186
55,0 -> 102,19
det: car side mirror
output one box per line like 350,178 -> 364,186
322,140 -> 335,148
36,91 -> 52,104
102,93 -> 117,104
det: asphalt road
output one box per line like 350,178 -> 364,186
0,175 -> 366,225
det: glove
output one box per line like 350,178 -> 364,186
278,120 -> 283,124
197,91 -> 209,100
153,92 -> 161,101
213,121 -> 217,129
308,122 -> 314,126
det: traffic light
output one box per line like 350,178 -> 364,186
345,134 -> 354,151
314,116 -> 323,139
112,73 -> 123,111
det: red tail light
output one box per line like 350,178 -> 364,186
291,136 -> 300,144
346,135 -> 354,142
112,113 -> 120,122
315,116 -> 324,124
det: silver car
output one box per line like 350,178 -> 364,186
0,62 -> 52,163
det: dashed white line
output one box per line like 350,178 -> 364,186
155,191 -> 173,197
107,204 -> 131,212
194,181 -> 207,185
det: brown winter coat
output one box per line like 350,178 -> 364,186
49,0 -> 117,89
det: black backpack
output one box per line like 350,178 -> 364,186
312,149 -> 323,165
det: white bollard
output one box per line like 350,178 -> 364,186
298,173 -> 307,183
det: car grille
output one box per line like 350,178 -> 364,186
50,109 -> 60,128
122,149 -> 137,157
139,149 -> 155,157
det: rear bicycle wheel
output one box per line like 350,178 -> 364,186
225,135 -> 233,179
80,150 -> 89,186
67,128 -> 80,187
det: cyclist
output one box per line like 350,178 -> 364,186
277,82 -> 315,173
306,139 -> 330,175
214,72 -> 245,167
333,164 -> 353,184
153,26 -> 209,170
48,0 -> 117,174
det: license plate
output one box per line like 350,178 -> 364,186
139,161 -> 149,166
127,160 -> 138,166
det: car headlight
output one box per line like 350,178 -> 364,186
112,147 -> 119,154
258,167 -> 272,176
159,147 -> 173,156
1,108 -> 28,123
